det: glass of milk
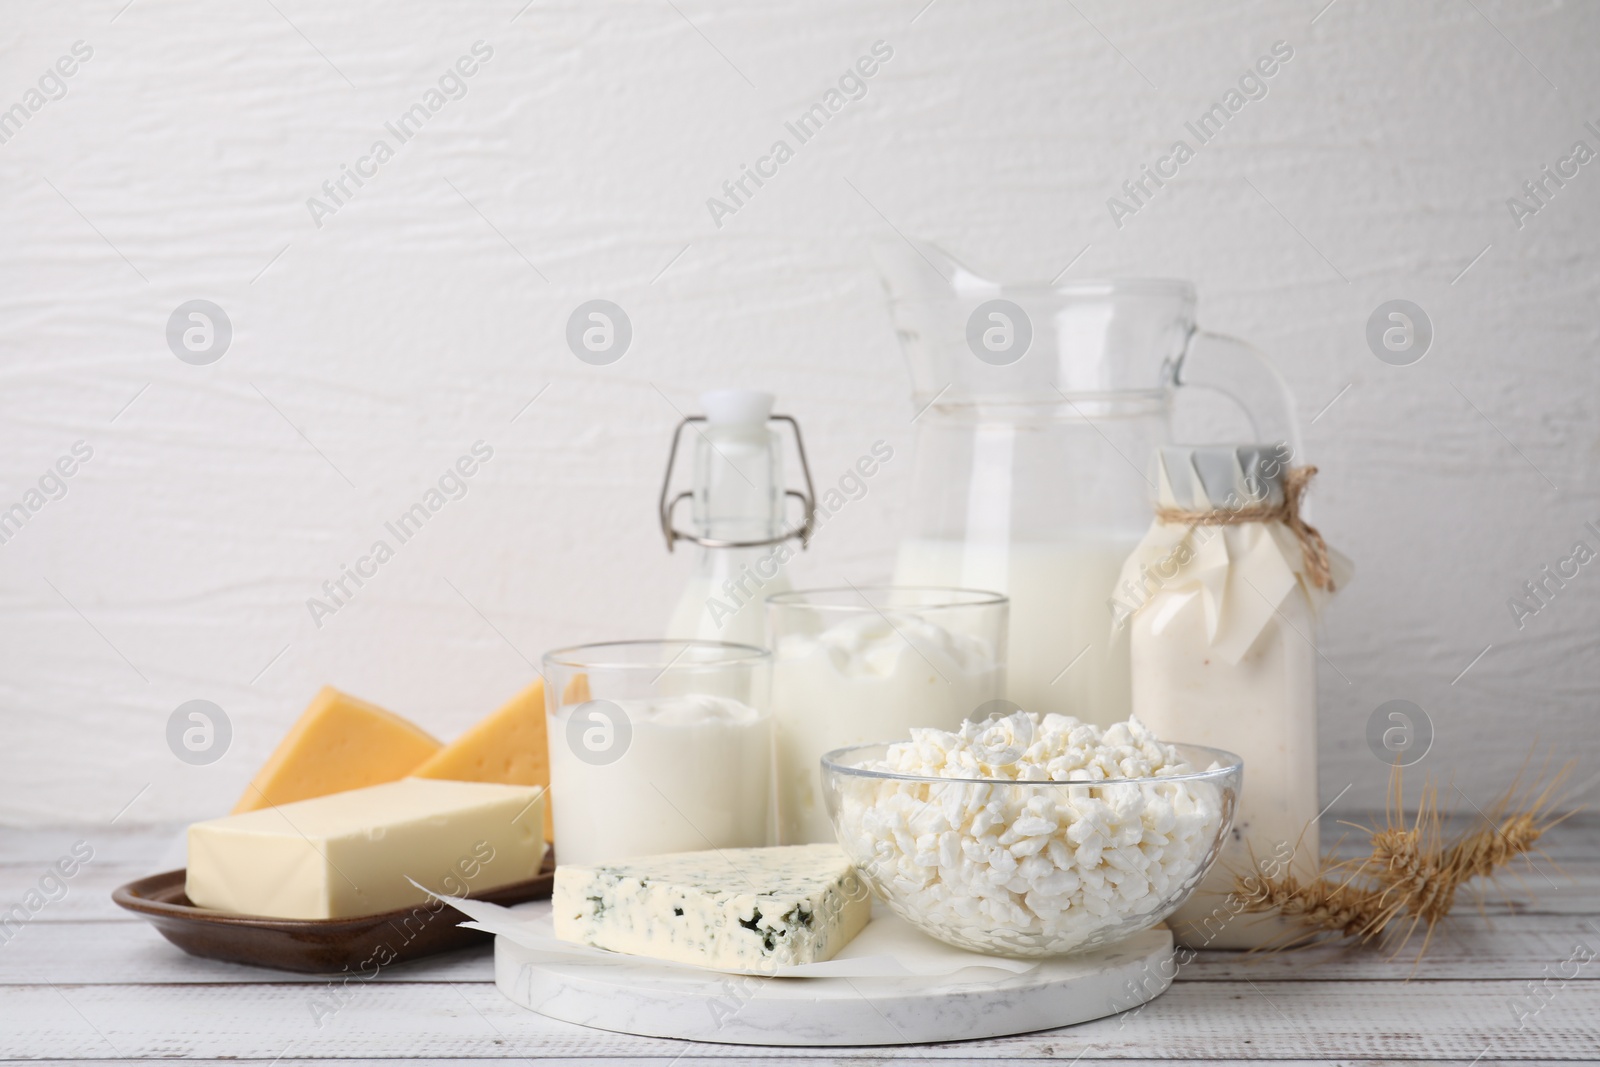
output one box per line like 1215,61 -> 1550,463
766,586 -> 1007,845
542,640 -> 772,866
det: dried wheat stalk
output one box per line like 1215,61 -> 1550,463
1233,754 -> 1575,958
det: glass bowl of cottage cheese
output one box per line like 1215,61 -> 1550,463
822,711 -> 1241,957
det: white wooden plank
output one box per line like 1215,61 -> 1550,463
3,820 -> 1597,1062
5,856 -> 1595,930
0,920 -> 493,986
0,826 -> 185,924
4,912 -> 1599,987
1180,912 -> 1600,982
1,1063 -> 1592,1067
1,980 -> 1597,1060
7,813 -> 1596,867
0,872 -> 140,923
0,826 -> 184,868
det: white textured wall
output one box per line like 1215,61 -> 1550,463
1,0 -> 1596,825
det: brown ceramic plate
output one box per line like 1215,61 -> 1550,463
112,850 -> 555,974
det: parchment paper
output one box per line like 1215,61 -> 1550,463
422,883 -> 1039,979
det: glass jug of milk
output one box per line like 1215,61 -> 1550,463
875,239 -> 1301,725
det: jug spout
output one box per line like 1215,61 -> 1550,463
871,237 -> 1002,300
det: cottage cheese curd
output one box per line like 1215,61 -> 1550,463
831,712 -> 1228,956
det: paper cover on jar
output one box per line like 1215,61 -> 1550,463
1110,445 -> 1352,666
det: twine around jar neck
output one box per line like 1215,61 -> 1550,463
1153,465 -> 1335,591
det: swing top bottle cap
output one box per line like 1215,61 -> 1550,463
701,389 -> 773,425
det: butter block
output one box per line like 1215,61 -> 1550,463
553,844 -> 869,970
232,686 -> 441,814
413,679 -> 552,841
189,778 -> 546,919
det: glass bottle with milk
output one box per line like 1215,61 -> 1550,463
1117,445 -> 1349,950
660,389 -> 816,647
874,239 -> 1301,725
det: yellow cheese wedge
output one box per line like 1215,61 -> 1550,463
413,678 -> 553,841
562,673 -> 590,703
232,687 -> 441,814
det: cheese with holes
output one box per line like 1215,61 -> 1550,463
232,687 -> 441,814
413,679 -> 553,841
552,844 -> 869,970
189,778 -> 546,919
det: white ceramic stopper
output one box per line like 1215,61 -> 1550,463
700,389 -> 774,425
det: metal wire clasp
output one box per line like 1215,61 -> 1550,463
658,414 -> 817,552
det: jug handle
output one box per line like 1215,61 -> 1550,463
1174,328 -> 1305,468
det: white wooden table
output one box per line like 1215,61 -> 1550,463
3,818 -> 1597,1063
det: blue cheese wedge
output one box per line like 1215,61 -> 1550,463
552,844 -> 870,971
